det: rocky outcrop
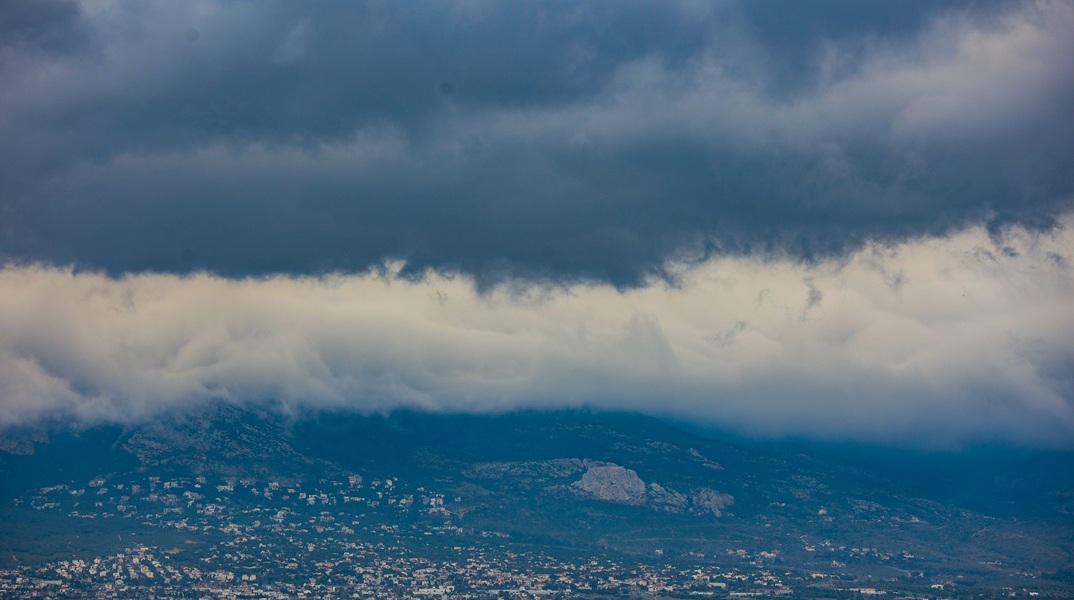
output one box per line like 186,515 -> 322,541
572,464 -> 647,505
469,456 -> 734,517
689,448 -> 724,470
566,461 -> 733,516
691,488 -> 734,516
648,483 -> 688,512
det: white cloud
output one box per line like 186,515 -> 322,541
2,216 -> 1071,446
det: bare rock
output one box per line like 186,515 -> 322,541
572,464 -> 647,505
689,448 -> 724,470
648,482 -> 688,512
691,487 -> 734,517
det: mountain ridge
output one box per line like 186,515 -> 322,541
1,402 -> 1072,596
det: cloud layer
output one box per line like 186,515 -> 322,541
2,1 -> 1072,444
1,0 -> 1072,284
2,217 -> 1071,446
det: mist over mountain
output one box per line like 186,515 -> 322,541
2,214 -> 1072,447
2,0 -> 1073,596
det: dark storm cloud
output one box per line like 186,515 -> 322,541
1,0 -> 1071,285
0,0 -> 90,56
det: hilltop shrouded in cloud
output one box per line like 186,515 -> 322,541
2,218 -> 1071,445
1,0 -> 1072,444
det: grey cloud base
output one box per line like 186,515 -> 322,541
1,0 -> 1072,285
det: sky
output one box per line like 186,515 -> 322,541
1,0 -> 1072,446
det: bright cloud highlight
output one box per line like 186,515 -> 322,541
2,217 -> 1071,446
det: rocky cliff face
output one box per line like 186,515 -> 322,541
648,482 -> 688,511
460,456 -> 736,515
573,464 -> 647,505
568,462 -> 733,515
691,488 -> 734,517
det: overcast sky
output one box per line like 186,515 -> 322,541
1,0 -> 1072,445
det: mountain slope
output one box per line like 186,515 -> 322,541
1,403 -> 1072,596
